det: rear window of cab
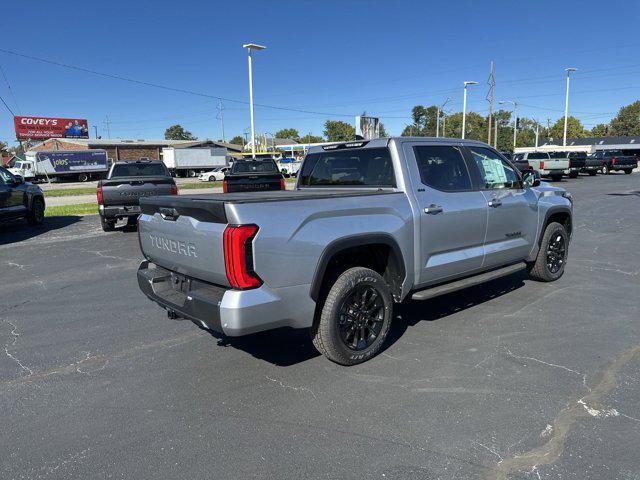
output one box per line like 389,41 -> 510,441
299,148 -> 395,187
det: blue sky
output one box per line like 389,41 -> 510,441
1,0 -> 639,146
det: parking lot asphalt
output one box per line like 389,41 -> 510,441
1,173 -> 639,480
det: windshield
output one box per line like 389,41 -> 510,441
14,162 -> 23,169
231,160 -> 278,174
111,163 -> 168,177
299,147 -> 395,187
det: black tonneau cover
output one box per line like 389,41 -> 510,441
139,189 -> 400,223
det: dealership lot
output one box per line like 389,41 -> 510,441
1,174 -> 639,479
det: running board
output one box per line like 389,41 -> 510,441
411,262 -> 527,301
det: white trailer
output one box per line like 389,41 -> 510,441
162,147 -> 230,177
9,150 -> 109,182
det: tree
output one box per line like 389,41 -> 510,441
229,135 -> 244,146
164,124 -> 197,140
0,141 -> 8,156
548,116 -> 586,141
299,134 -> 324,144
590,124 -> 610,137
378,123 -> 388,137
610,101 -> 640,136
275,128 -> 300,141
324,120 -> 355,142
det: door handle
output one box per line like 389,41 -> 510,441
424,204 -> 443,215
488,199 -> 502,208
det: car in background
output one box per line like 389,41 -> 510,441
222,158 -> 285,193
0,166 -> 45,226
198,166 -> 230,182
511,153 -> 532,172
518,152 -> 568,181
97,160 -> 178,232
566,152 -> 587,178
594,150 -> 637,175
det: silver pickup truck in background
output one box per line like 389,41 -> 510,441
136,138 -> 573,365
514,151 -> 569,181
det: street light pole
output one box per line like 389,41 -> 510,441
499,100 -> 517,149
462,81 -> 478,139
563,67 -> 577,147
243,43 -> 266,158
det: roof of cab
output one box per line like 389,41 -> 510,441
306,137 -> 491,154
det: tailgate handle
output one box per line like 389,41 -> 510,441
159,207 -> 179,221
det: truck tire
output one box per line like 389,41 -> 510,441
310,267 -> 393,365
78,172 -> 89,182
528,222 -> 568,282
550,173 -> 563,182
568,171 -> 578,178
588,170 -> 597,176
26,197 -> 45,225
209,176 -> 216,182
624,169 -> 633,174
601,164 -> 610,175
100,216 -> 116,232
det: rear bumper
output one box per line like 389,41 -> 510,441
100,204 -> 141,218
137,261 -> 316,336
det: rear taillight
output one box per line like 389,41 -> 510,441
280,177 -> 285,190
222,179 -> 228,193
96,185 -> 103,205
223,225 -> 262,289
170,183 -> 178,195
539,161 -> 545,170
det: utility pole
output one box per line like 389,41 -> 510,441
103,115 -> 112,139
494,118 -> 498,149
217,99 -> 226,142
93,125 -> 98,139
487,61 -> 495,145
534,121 -> 540,150
436,98 -> 451,138
563,67 -> 577,147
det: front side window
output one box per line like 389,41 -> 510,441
413,145 -> 472,192
299,148 -> 395,187
470,147 -> 520,190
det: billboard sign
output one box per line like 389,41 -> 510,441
13,116 -> 89,140
355,115 -> 380,140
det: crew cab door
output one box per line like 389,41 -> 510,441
0,168 -> 27,220
404,143 -> 488,286
465,147 -> 538,268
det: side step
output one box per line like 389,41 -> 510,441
411,262 -> 527,301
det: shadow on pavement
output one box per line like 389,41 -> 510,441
0,216 -> 83,246
198,270 -> 528,367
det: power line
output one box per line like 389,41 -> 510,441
0,64 -> 20,114
0,92 -> 15,116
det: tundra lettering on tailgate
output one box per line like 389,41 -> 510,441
149,234 -> 197,258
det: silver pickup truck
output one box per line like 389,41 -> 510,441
137,138 -> 573,365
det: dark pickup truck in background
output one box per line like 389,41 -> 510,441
222,158 -> 285,193
594,150 -> 637,175
566,152 -> 587,178
97,160 -> 177,232
511,153 -> 532,172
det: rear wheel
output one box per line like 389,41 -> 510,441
624,169 -> 633,174
550,174 -> 563,182
601,164 -> 610,175
100,216 -> 116,232
569,171 -> 578,178
588,170 -> 597,176
78,172 -> 89,182
26,197 -> 45,225
310,267 -> 393,365
529,222 -> 569,282
209,176 -> 215,182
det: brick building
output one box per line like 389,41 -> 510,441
28,138 -> 242,163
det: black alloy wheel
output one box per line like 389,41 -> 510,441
546,233 -> 567,274
338,285 -> 385,351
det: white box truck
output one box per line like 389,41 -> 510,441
162,147 -> 230,177
9,150 -> 109,182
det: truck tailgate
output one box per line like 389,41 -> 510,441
138,195 -> 229,286
101,176 -> 175,206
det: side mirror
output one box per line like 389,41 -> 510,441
522,169 -> 540,188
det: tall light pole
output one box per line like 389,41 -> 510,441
499,100 -> 518,149
243,43 -> 266,158
563,67 -> 577,147
462,81 -> 478,139
436,97 -> 451,137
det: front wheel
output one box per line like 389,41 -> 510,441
624,169 -> 633,175
601,164 -> 610,175
550,174 -> 563,182
209,176 -> 215,182
310,267 -> 393,365
529,222 -> 569,282
569,171 -> 578,179
588,170 -> 597,176
26,197 -> 45,225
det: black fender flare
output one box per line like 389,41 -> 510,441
539,205 -> 572,245
309,233 -> 406,302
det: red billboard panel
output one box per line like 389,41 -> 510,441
13,116 -> 89,140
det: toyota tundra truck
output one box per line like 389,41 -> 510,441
97,160 -> 177,231
137,138 -> 573,365
518,151 -> 569,181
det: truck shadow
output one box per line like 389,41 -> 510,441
383,270 -> 528,351
199,270 -> 528,367
0,216 -> 83,246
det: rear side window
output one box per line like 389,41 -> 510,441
299,148 -> 395,187
413,145 -> 472,192
111,163 -> 167,177
231,160 -> 278,174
